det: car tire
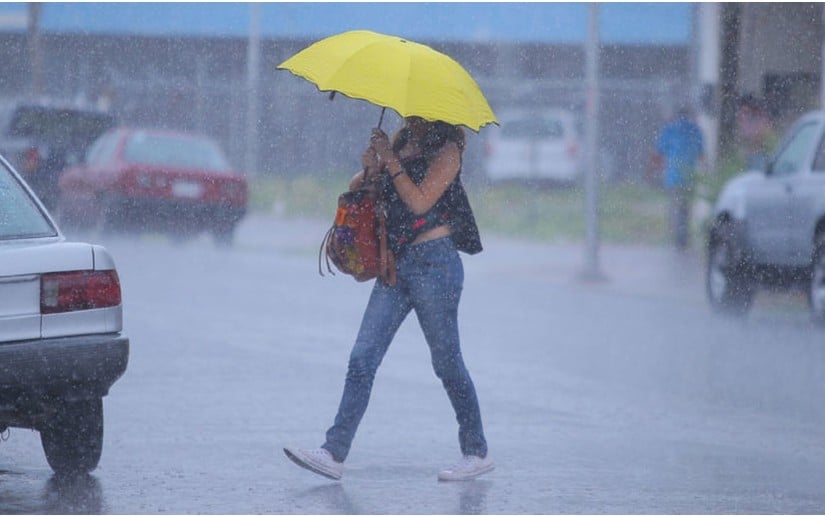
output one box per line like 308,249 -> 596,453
40,398 -> 104,476
55,195 -> 89,232
94,196 -> 119,235
809,232 -> 825,325
706,221 -> 754,317
211,223 -> 236,247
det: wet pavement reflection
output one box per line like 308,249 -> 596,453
0,471 -> 104,515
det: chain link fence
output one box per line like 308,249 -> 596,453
0,32 -> 691,184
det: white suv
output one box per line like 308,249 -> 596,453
707,110 -> 825,323
482,108 -> 582,185
0,152 -> 128,474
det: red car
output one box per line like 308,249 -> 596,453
57,128 -> 248,245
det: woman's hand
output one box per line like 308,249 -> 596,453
361,146 -> 379,177
369,128 -> 392,163
370,128 -> 402,176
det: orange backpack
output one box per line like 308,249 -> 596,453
319,189 -> 395,285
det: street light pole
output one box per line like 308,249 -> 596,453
27,2 -> 42,99
582,2 -> 604,281
245,3 -> 261,176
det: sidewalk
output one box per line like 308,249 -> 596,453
241,213 -> 708,306
475,234 -> 707,306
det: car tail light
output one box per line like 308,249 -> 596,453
41,270 -> 122,314
223,181 -> 246,199
566,141 -> 578,159
22,147 -> 41,174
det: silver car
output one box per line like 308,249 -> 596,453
707,110 -> 825,323
482,108 -> 582,185
0,152 -> 128,474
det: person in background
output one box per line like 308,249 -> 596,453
284,116 -> 493,482
736,93 -> 775,171
655,106 -> 705,250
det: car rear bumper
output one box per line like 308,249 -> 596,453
485,162 -> 581,182
114,196 -> 246,229
0,333 -> 129,403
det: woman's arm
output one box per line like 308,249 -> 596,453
386,143 -> 460,214
349,145 -> 382,192
372,130 -> 460,214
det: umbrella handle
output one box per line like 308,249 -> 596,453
329,91 -> 383,130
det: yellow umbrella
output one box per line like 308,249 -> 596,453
277,30 -> 497,132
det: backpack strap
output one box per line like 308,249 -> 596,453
318,225 -> 335,277
376,193 -> 396,286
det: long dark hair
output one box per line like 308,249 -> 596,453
391,120 -> 465,158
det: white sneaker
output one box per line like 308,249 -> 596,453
438,455 -> 495,481
283,447 -> 344,481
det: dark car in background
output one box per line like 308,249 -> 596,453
0,101 -> 115,212
707,110 -> 825,323
57,128 -> 248,246
0,151 -> 128,475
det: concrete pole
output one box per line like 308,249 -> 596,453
582,2 -> 604,281
696,3 -> 721,175
27,3 -> 43,99
245,3 -> 261,176
821,4 -> 825,109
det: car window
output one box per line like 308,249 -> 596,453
122,132 -> 231,171
772,122 -> 819,177
810,130 -> 825,173
7,106 -> 114,149
502,118 -> 564,139
85,131 -> 120,165
0,161 -> 57,239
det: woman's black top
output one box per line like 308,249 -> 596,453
381,155 -> 483,258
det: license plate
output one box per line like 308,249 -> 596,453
172,181 -> 203,198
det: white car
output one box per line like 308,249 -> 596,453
0,152 -> 128,474
707,110 -> 825,323
483,108 -> 582,185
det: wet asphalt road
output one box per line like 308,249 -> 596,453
1,214 -> 824,514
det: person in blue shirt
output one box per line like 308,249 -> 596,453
656,106 -> 705,250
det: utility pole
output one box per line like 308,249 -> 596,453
821,4 -> 825,109
581,2 -> 604,281
718,3 -> 741,157
27,2 -> 42,99
696,3 -> 721,175
245,3 -> 261,176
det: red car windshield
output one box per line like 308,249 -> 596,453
123,132 -> 232,172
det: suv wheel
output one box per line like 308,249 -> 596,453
809,233 -> 825,325
706,222 -> 754,316
40,398 -> 104,475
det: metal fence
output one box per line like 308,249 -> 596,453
0,32 -> 691,184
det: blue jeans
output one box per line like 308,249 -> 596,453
322,237 -> 488,462
667,184 -> 691,249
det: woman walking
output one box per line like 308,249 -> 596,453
284,116 -> 493,481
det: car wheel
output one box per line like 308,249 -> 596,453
809,232 -> 825,325
706,222 -> 754,317
53,197 -> 75,229
40,398 -> 104,476
96,198 -> 116,235
212,223 -> 236,247
55,195 -> 89,231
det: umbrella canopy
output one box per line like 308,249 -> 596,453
277,30 -> 497,132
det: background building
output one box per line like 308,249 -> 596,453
1,3 -> 822,182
